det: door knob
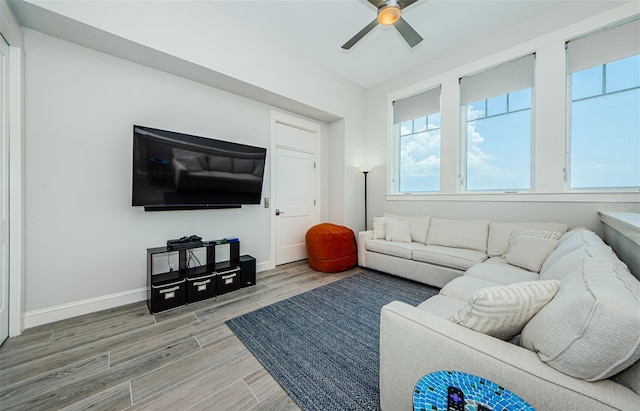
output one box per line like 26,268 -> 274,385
276,209 -> 285,216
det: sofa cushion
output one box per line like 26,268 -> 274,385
365,239 -> 423,259
521,257 -> 640,381
504,235 -> 559,273
252,161 -> 265,176
385,220 -> 412,243
232,157 -> 255,173
207,155 -> 232,172
612,359 -> 640,396
450,280 -> 560,340
398,215 -> 431,244
465,259 -> 540,284
373,216 -> 398,240
176,156 -> 203,172
487,221 -> 568,257
540,228 -> 616,279
440,276 -> 501,302
417,294 -> 466,319
426,217 -> 490,252
503,228 -> 562,256
412,246 -> 488,271
174,148 -> 207,169
540,229 -> 618,281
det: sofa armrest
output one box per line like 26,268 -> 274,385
357,230 -> 374,266
380,301 -> 638,411
172,158 -> 187,188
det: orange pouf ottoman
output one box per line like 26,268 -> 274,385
306,223 -> 357,273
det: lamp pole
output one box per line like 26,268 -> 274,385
363,171 -> 369,230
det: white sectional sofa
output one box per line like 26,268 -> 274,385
357,215 -> 640,410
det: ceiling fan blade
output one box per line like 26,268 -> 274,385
394,17 -> 423,48
397,0 -> 419,10
367,0 -> 387,8
341,19 -> 379,50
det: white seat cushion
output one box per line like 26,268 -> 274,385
417,294 -> 467,319
465,259 -> 540,284
439,276 -> 501,302
412,246 -> 488,271
365,239 -> 425,260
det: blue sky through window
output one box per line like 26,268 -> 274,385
466,89 -> 532,191
571,54 -> 640,189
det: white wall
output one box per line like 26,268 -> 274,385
21,28 -> 311,321
15,0 -> 371,328
20,0 -> 368,232
364,3 -> 640,233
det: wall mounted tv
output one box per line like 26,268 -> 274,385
132,125 -> 266,211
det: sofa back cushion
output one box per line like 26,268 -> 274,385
521,256 -> 640,381
540,228 -> 618,281
427,218 -> 490,252
207,155 -> 233,172
173,148 -> 207,169
232,158 -> 255,173
487,221 -> 568,257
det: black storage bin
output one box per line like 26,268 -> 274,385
150,278 -> 186,313
186,272 -> 216,303
216,266 -> 241,295
239,255 -> 256,287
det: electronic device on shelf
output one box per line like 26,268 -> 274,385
166,235 -> 203,250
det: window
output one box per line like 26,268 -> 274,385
567,19 -> 640,190
459,54 -> 535,191
392,87 -> 441,192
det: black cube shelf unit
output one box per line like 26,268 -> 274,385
146,240 -> 256,313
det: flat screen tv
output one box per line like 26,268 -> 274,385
132,125 -> 266,211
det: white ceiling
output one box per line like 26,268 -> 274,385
212,0 -> 631,88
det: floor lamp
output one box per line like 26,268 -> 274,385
363,170 -> 369,230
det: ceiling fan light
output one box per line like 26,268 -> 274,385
377,5 -> 401,26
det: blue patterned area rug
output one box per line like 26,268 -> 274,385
225,269 -> 440,411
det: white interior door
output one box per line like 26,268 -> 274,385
275,148 -> 315,265
0,38 -> 10,345
272,116 -> 319,266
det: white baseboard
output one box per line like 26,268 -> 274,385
257,260 -> 275,272
23,260 -> 273,330
23,287 -> 147,330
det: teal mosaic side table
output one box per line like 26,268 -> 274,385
413,370 -> 535,411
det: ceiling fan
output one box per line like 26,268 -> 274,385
342,0 -> 423,50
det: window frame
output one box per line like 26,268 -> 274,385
390,86 -> 442,194
565,21 -> 640,193
458,57 -> 537,194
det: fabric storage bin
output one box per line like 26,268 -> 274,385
150,278 -> 186,312
186,272 -> 216,303
216,266 -> 241,295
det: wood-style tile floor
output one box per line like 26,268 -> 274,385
0,261 -> 360,410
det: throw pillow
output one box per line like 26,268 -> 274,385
372,216 -> 397,239
176,156 -> 203,172
253,161 -> 265,176
504,235 -> 560,272
503,228 -> 562,256
450,280 -> 560,340
385,220 -> 412,243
